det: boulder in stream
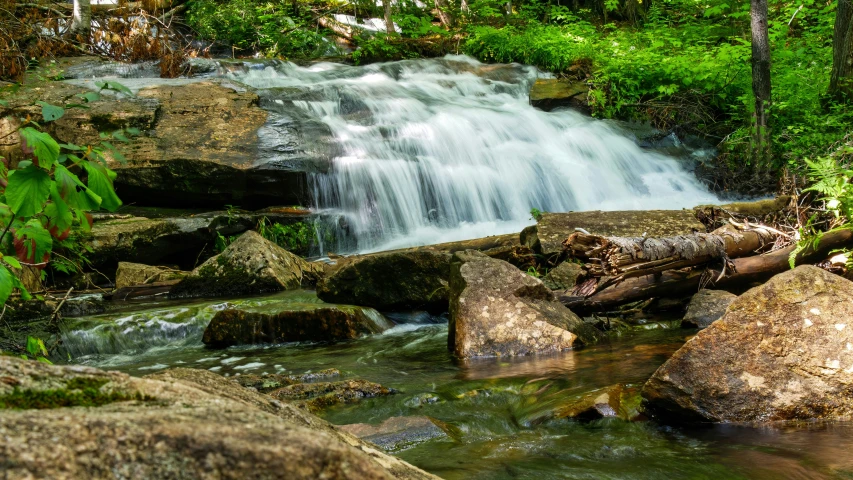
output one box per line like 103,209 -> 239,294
115,262 -> 188,289
643,266 -> 853,423
448,251 -> 600,358
317,250 -> 452,312
339,416 -> 450,452
556,384 -> 643,421
268,379 -> 396,413
528,78 -> 589,112
681,289 -> 737,328
203,303 -> 392,348
0,357 -> 437,480
171,230 -> 322,298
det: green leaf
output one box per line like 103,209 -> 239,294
36,356 -> 53,364
2,256 -> 21,269
0,99 -> 8,107
100,141 -> 127,164
0,265 -> 12,305
26,336 -> 48,357
83,162 -> 121,211
54,165 -> 101,210
16,219 -> 53,263
79,91 -> 101,103
94,80 -> 133,96
45,184 -> 73,235
19,127 -> 60,168
6,165 -> 51,217
35,101 -> 65,122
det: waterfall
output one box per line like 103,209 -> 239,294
226,55 -> 717,254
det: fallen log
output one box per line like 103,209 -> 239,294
559,228 -> 853,314
564,223 -> 778,295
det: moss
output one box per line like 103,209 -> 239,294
0,383 -> 153,410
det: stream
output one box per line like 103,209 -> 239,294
61,292 -> 853,479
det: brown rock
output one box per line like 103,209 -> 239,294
115,262 -> 187,289
682,289 -> 737,328
529,78 -> 589,112
448,251 -> 600,358
542,261 -> 583,291
269,379 -> 396,412
339,416 -> 449,452
0,357 -> 437,480
556,384 -> 643,421
643,266 -> 853,423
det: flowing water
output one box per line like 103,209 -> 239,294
62,293 -> 853,479
220,56 -> 718,253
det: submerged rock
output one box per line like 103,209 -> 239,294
448,251 -> 599,358
317,251 -> 451,312
234,369 -> 342,393
556,384 -> 643,421
203,304 -> 392,347
115,262 -> 187,289
681,289 -> 737,328
643,266 -> 853,423
0,357 -> 437,480
339,416 -> 449,452
269,379 -> 396,412
171,231 -> 322,298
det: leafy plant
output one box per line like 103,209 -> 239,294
0,82 -> 136,305
530,208 -> 543,221
23,335 -> 51,364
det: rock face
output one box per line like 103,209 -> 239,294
682,289 -> 737,328
171,231 -> 322,298
529,78 -> 589,112
340,416 -> 449,452
115,262 -> 187,288
643,266 -> 853,423
527,210 -> 705,257
317,251 -> 451,312
0,357 -> 437,480
542,261 -> 583,291
203,304 -> 392,347
448,251 -> 599,358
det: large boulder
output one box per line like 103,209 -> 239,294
0,357 -> 437,479
643,266 -> 853,423
681,289 -> 737,328
317,251 -> 452,312
203,304 -> 392,347
171,230 -> 322,298
448,251 -> 599,358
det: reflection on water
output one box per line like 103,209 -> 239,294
62,292 -> 853,479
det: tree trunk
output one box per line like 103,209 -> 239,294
830,0 -> 853,100
435,0 -> 454,27
560,229 -> 853,314
461,0 -> 470,15
750,0 -> 772,163
72,0 -> 92,36
383,0 -> 394,37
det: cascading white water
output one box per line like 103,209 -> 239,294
226,55 -> 718,253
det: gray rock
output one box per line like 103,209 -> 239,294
542,261 -> 583,291
317,251 -> 451,312
682,289 -> 737,328
0,357 -> 438,480
643,266 -> 853,423
171,231 -> 322,298
448,251 -> 599,358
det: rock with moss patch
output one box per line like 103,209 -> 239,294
542,261 -> 583,291
0,356 -> 437,480
115,262 -> 188,289
682,289 -> 737,328
269,379 -> 396,412
317,251 -> 451,312
448,250 -> 600,358
234,369 -> 342,393
643,266 -> 853,423
171,230 -> 322,298
203,304 -> 392,347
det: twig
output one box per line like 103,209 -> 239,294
48,287 -> 73,328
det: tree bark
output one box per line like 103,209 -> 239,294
383,0 -> 394,37
434,0 -> 453,28
560,228 -> 853,314
830,0 -> 853,100
72,0 -> 92,36
750,0 -> 772,163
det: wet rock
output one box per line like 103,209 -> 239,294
234,369 -> 342,393
529,210 -> 705,257
115,262 -> 188,289
269,379 -> 396,412
448,251 -> 600,358
0,357 -> 437,480
542,261 -> 583,291
203,304 -> 392,347
529,78 -> 589,112
556,384 -> 643,421
317,251 -> 452,312
643,266 -> 853,423
339,416 -> 449,452
682,289 -> 737,328
171,231 -> 322,298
